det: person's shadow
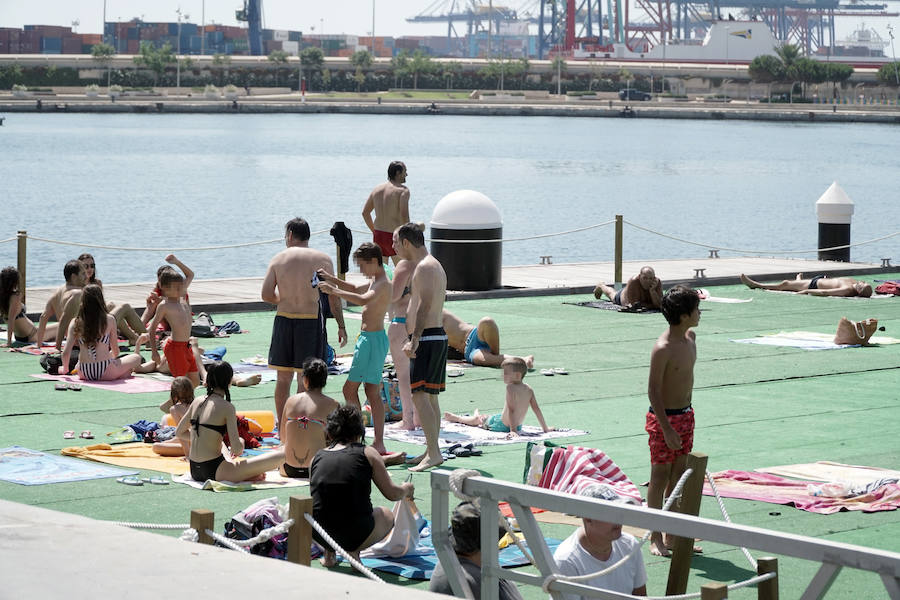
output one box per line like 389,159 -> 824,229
683,554 -> 757,587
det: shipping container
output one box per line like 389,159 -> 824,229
62,37 -> 82,54
82,33 -> 102,44
289,31 -> 301,42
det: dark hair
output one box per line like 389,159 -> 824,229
661,285 -> 700,326
74,284 -> 108,346
0,266 -> 19,319
325,405 -> 365,445
397,222 -> 426,248
387,161 -> 406,180
285,217 -> 311,242
159,270 -> 184,289
302,357 -> 328,390
157,265 -> 175,280
63,259 -> 83,282
170,376 -> 195,404
78,253 -> 101,285
353,242 -> 383,264
205,361 -> 233,403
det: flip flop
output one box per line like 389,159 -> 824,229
141,476 -> 170,485
54,383 -> 68,391
67,383 -> 82,391
540,369 -> 555,376
79,430 -> 94,439
117,475 -> 143,486
552,367 -> 569,375
447,367 -> 464,377
63,430 -> 75,439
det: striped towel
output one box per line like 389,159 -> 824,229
538,445 -> 643,505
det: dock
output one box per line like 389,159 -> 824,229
22,256 -> 891,315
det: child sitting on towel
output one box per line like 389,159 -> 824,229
444,357 -> 554,438
152,376 -> 195,457
280,357 -> 339,479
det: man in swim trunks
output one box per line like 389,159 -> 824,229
362,161 -> 410,265
442,309 -> 535,369
36,259 -> 86,351
262,217 -> 347,430
740,273 -> 873,297
646,286 -> 700,558
594,266 -> 663,309
318,242 -> 393,455
397,222 -> 448,472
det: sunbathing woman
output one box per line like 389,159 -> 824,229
310,405 -> 414,567
58,284 -> 144,380
175,361 -> 285,482
280,357 -> 340,479
1,266 -> 58,347
78,254 -> 147,345
152,376 -> 196,457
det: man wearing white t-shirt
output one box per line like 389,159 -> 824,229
551,486 -> 648,598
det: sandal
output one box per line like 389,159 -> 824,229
141,476 -> 170,485
67,383 -> 82,391
63,430 -> 75,439
540,369 -> 555,376
116,475 -> 143,486
54,383 -> 68,391
79,430 -> 94,439
552,367 -> 569,375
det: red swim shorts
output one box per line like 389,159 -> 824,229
645,409 -> 694,465
163,339 -> 198,377
373,229 -> 396,257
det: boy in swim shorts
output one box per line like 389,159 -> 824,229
646,285 -> 700,557
444,357 -> 553,438
317,243 -> 393,455
148,270 -> 200,388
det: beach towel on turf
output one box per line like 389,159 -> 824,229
31,373 -> 173,393
730,331 -> 900,350
757,461 -> 900,485
172,471 -> 310,492
0,446 -> 137,485
374,421 -> 587,447
61,442 -> 189,475
538,446 -> 642,504
703,470 -> 900,514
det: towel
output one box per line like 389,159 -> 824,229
31,373 -> 173,393
731,331 -> 900,350
372,421 -> 588,447
538,446 -> 643,504
61,442 -> 189,475
756,461 -> 900,486
172,471 -> 310,492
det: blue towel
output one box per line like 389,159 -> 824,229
203,346 -> 227,360
127,420 -> 159,437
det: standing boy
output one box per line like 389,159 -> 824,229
317,243 -> 393,455
444,357 -> 553,438
147,270 -> 200,388
646,285 -> 700,557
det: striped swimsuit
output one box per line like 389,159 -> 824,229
78,332 -> 114,381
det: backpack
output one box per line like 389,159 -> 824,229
190,312 -> 216,337
40,348 -> 79,374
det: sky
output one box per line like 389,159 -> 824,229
1,1 -> 897,50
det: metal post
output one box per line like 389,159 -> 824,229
287,496 -> 313,565
666,452 -> 709,595
614,215 -> 623,287
17,231 -> 26,304
191,509 -> 215,545
701,583 -> 729,599
758,557 -> 779,600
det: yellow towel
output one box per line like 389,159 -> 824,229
61,442 -> 189,475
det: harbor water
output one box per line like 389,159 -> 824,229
1,112 -> 897,286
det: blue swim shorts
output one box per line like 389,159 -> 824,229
464,328 -> 491,363
347,330 -> 390,385
483,413 -> 522,433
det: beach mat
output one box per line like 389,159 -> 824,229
731,331 -> 900,350
0,446 -> 137,485
563,300 -> 659,313
756,461 -> 900,485
61,442 -> 189,475
374,421 -> 588,447
703,470 -> 900,514
172,471 -> 309,492
31,373 -> 173,393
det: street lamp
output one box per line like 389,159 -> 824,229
176,8 -> 189,92
725,25 -> 730,65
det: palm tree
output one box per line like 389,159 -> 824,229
91,42 -> 116,87
268,50 -> 289,86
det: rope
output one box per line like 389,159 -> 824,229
111,521 -> 190,530
181,528 -> 199,543
227,518 -> 295,548
705,471 -> 757,570
0,237 -> 15,244
351,220 -> 616,244
624,220 -> 900,255
303,513 -> 384,583
21,229 -> 330,252
642,572 -> 776,600
205,529 -> 251,553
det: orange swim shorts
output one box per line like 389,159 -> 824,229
645,407 -> 694,465
163,339 -> 198,377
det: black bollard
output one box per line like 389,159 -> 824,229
816,182 -> 853,262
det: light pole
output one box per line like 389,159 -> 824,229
371,1 -> 376,55
725,25 -> 730,65
888,24 -> 899,86
176,8 -> 189,92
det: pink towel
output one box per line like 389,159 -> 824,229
703,470 -> 900,514
538,446 -> 643,504
30,373 -> 172,394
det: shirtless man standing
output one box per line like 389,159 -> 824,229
740,273 -> 873,297
442,309 -> 534,369
594,266 -> 663,309
262,218 -> 347,430
397,222 -> 448,472
36,259 -> 86,351
387,226 -> 421,431
362,161 -> 410,265
317,242 -> 393,455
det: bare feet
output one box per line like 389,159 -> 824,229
405,452 -> 425,465
320,550 -> 337,568
739,274 -> 760,289
523,355 -> 535,370
387,421 -> 417,431
232,373 -> 261,387
372,441 -> 388,455
381,451 -> 407,467
408,454 -> 444,472
649,533 -> 670,557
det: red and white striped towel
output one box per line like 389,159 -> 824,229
538,445 -> 643,505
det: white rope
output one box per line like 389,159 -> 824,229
624,220 -> 900,255
705,471 -> 757,570
22,229 -> 330,252
642,572 -> 776,600
205,529 -> 251,553
0,237 -> 15,244
112,521 -> 190,530
181,528 -> 199,543
351,220 -> 617,244
303,513 -> 384,583
227,518 -> 295,547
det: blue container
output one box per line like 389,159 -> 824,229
41,37 -> 62,52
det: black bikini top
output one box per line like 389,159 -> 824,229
190,396 -> 229,436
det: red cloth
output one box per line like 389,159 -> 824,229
538,445 -> 642,504
373,229 -> 396,257
224,416 -> 261,450
162,339 -> 198,376
645,410 -> 694,465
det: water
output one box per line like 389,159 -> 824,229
1,113 -> 897,286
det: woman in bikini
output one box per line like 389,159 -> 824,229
280,357 -> 339,478
58,284 -> 144,381
175,361 -> 284,482
310,404 -> 414,567
1,266 -> 58,347
78,253 -> 147,345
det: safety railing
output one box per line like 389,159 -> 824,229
431,453 -> 900,600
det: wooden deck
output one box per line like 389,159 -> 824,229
21,257 -> 889,316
